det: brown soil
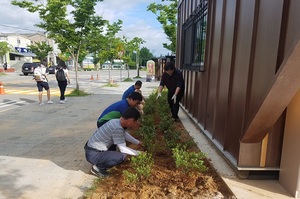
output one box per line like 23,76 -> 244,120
85,121 -> 235,199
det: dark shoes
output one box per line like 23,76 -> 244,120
91,165 -> 109,178
172,117 -> 180,122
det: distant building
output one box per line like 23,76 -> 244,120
0,32 -> 59,69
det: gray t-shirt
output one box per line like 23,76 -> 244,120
87,119 -> 125,151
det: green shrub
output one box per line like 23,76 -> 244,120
164,128 -> 181,148
123,170 -> 138,183
123,153 -> 154,183
172,145 -> 207,175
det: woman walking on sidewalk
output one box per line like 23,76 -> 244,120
55,60 -> 70,104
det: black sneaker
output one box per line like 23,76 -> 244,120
172,117 -> 180,122
91,165 -> 109,178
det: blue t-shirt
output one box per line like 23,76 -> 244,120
122,85 -> 135,100
97,99 -> 129,123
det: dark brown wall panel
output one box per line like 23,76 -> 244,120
284,1 -> 300,58
206,0 -> 224,134
246,0 -> 284,128
190,72 -> 198,117
213,0 -> 237,147
187,71 -> 193,111
177,0 -> 300,169
225,0 -> 256,160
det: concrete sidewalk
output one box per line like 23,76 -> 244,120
0,78 -> 294,199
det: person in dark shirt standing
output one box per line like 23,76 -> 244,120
157,62 -> 185,121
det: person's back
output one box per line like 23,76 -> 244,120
122,80 -> 142,100
56,60 -> 70,104
97,92 -> 142,127
34,65 -> 47,82
34,61 -> 53,105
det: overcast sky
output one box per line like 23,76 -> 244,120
0,0 -> 172,57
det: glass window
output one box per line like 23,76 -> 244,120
182,1 -> 208,71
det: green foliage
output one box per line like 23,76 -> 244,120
143,91 -> 156,110
66,88 -> 90,96
27,41 -> 53,62
147,0 -> 178,53
123,153 -> 154,183
139,47 -> 154,66
158,114 -> 173,131
0,42 -> 11,56
11,0 -> 107,91
137,120 -> 156,153
164,128 -> 181,148
172,145 -> 207,175
123,170 -> 138,183
103,83 -> 118,87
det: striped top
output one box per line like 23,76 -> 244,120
87,119 -> 125,151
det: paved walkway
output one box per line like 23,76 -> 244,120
0,75 -> 294,199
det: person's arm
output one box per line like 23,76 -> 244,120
174,87 -> 181,96
124,131 -> 140,145
65,69 -> 70,84
117,143 -> 141,156
157,73 -> 166,98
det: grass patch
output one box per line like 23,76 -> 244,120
103,83 -> 118,87
66,88 -> 90,97
0,73 -> 7,76
133,76 -> 142,79
123,77 -> 133,82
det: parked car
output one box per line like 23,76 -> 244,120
22,62 -> 40,76
48,65 -> 58,74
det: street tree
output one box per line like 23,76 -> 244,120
128,37 -> 144,77
140,47 -> 154,66
147,0 -> 178,54
85,18 -> 109,70
27,41 -> 53,63
100,20 -> 123,82
12,0 -> 107,90
0,42 -> 11,63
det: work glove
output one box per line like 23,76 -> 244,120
171,94 -> 177,104
156,92 -> 161,100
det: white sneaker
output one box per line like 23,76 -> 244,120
47,101 -> 53,104
93,165 -> 100,172
63,98 -> 67,102
59,100 -> 65,104
39,102 -> 44,106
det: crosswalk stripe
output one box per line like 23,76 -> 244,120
4,89 -> 71,96
0,100 -> 27,108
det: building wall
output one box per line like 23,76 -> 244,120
0,33 -> 59,66
177,0 -> 300,168
280,89 -> 300,198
